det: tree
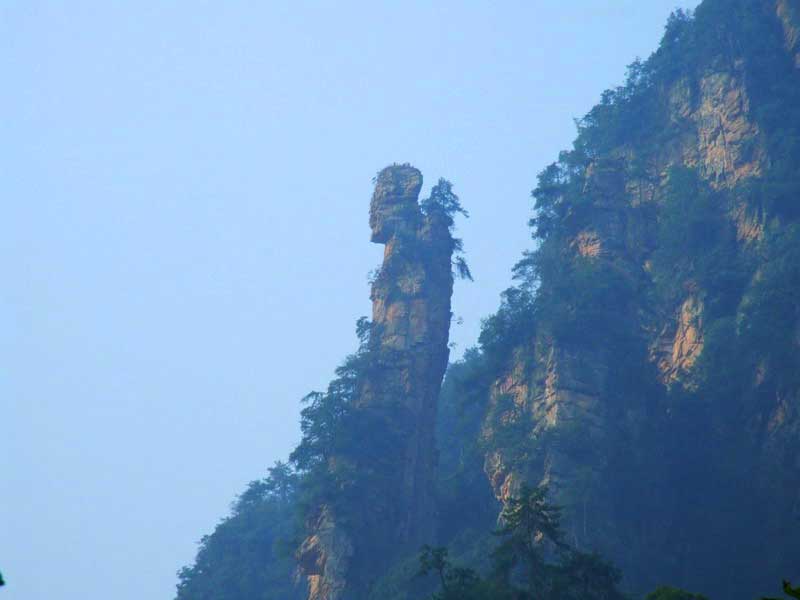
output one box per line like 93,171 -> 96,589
491,485 -> 566,594
763,581 -> 800,600
548,552 -> 627,600
175,465 -> 304,600
264,461 -> 297,506
421,179 -> 473,281
421,178 -> 469,222
418,546 -> 513,600
646,588 -> 707,600
419,487 -> 632,600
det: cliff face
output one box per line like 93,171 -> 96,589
477,2 -> 800,597
299,165 -> 456,600
177,4 -> 800,600
364,165 -> 455,544
777,0 -> 800,66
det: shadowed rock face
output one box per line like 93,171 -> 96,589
365,165 -> 454,545
776,0 -> 800,67
369,164 -> 423,243
483,26 -> 774,512
298,507 -> 353,600
300,165 -> 455,600
480,7 -> 800,597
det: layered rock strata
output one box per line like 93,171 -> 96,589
299,165 -> 456,600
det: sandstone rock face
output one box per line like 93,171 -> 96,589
483,159 -> 630,550
363,165 -> 455,545
667,70 -> 764,187
483,80 -> 751,499
481,11 -> 800,594
300,165 -> 455,600
369,165 -> 423,244
776,0 -> 800,67
653,296 -> 705,384
298,507 -> 354,600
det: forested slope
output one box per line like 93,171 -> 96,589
176,2 -> 800,598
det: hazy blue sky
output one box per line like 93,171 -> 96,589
2,2 -> 697,599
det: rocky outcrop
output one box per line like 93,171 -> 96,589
179,6 -> 800,600
363,165 -> 455,545
483,159 -> 630,550
653,295 -> 705,383
776,0 -> 800,67
480,6 -> 800,595
298,507 -> 354,600
666,69 -> 764,187
299,165 -> 456,600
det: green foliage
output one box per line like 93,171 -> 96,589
651,167 -> 723,277
454,255 -> 474,281
419,546 -> 513,600
737,225 -> 800,391
478,287 -> 536,365
542,255 -> 636,346
421,178 -> 473,281
436,5 -> 800,599
762,580 -> 800,600
289,318 -> 402,518
175,463 -> 303,600
529,161 -> 574,240
418,488 -> 628,600
646,586 -> 708,600
547,552 -> 626,600
490,485 -> 566,593
436,350 -> 500,543
650,166 -> 750,315
765,580 -> 800,600
178,5 -> 800,598
421,178 -> 469,222
287,316 -> 420,591
481,392 -> 538,476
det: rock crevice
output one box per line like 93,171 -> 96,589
299,165 -> 456,600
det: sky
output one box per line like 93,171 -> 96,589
1,2 -> 697,599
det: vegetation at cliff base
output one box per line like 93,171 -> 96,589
763,581 -> 800,600
176,2 -> 800,599
418,487 -> 632,600
436,2 -> 800,598
175,462 -> 303,600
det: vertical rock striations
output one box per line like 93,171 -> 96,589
479,4 -> 800,597
365,164 -> 455,545
776,0 -> 800,67
299,164 -> 456,600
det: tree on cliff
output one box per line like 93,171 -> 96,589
763,580 -> 800,600
174,463 -> 304,600
491,485 -> 566,593
421,178 -> 468,222
419,487 -> 627,600
421,178 -> 473,281
419,545 -> 514,600
645,587 -> 708,600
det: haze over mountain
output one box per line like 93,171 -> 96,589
23,2 -> 798,600
176,1 -> 800,599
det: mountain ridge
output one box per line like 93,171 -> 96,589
176,2 -> 800,598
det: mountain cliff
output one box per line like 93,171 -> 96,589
465,1 -> 800,596
176,2 -> 800,599
296,165 -> 458,600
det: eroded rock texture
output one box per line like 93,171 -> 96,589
480,6 -> 800,597
364,165 -> 455,544
776,0 -> 800,67
299,165 -> 455,600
